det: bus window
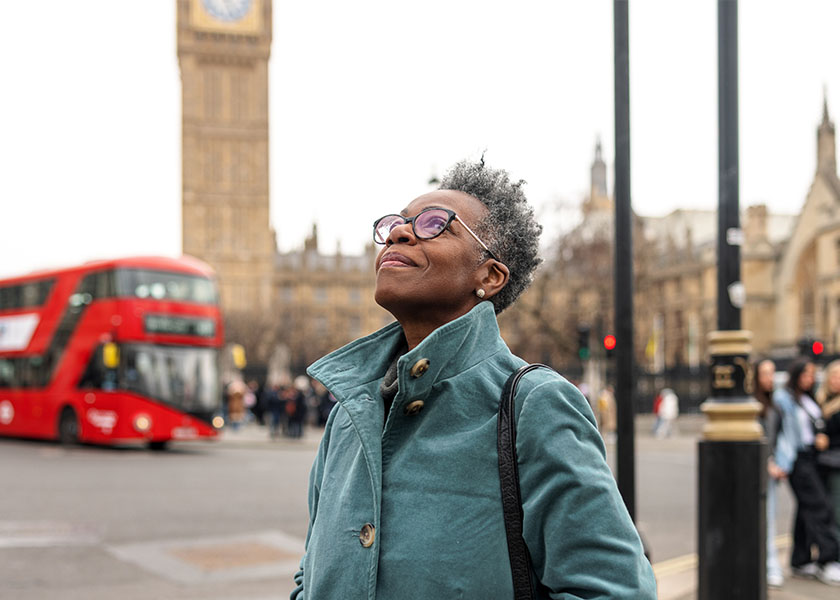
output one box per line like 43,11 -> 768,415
0,279 -> 55,310
115,269 -> 217,304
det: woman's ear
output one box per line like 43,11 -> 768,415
477,260 -> 509,300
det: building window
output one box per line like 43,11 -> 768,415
280,285 -> 293,303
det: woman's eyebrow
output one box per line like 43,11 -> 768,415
400,205 -> 446,217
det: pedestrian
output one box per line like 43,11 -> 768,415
651,391 -> 663,434
291,158 -> 655,599
754,358 -> 785,588
249,378 -> 266,425
279,381 -> 301,438
655,388 -> 679,438
225,379 -> 247,430
243,379 -> 258,423
815,359 -> 840,545
773,358 -> 840,585
596,385 -> 617,443
263,382 -> 283,440
312,380 -> 336,426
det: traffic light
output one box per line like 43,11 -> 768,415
577,324 -> 591,361
798,337 -> 825,360
603,334 -> 617,359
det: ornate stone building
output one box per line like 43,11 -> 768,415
273,227 -> 392,373
635,100 -> 838,368
177,0 -> 275,314
774,98 -> 840,354
502,101 -> 839,409
175,4 -> 839,387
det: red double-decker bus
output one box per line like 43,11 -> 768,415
0,256 -> 224,448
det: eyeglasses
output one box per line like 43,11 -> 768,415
373,207 -> 498,260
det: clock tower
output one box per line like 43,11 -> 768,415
176,0 -> 275,315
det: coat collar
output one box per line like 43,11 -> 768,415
306,301 -> 507,405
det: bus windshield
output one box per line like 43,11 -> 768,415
120,344 -> 219,413
115,269 -> 217,304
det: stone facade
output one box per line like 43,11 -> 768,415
273,227 -> 392,372
176,4 -> 840,377
502,102 -> 839,377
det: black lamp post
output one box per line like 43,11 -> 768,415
613,0 -> 636,522
697,2 -> 767,598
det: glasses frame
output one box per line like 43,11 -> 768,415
373,207 -> 499,261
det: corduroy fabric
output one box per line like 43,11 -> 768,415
291,302 -> 656,599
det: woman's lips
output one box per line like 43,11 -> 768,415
379,252 -> 416,268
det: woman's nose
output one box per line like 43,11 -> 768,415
385,220 -> 416,246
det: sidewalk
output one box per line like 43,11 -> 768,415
633,415 -> 838,599
217,417 -> 840,599
213,421 -> 324,450
656,536 -> 840,599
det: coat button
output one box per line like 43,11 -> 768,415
359,523 -> 375,547
404,400 -> 425,416
410,358 -> 430,378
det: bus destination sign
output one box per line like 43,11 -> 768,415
144,314 -> 216,338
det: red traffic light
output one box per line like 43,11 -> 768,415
603,334 -> 617,351
812,340 -> 825,355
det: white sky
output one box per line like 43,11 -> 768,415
2,1 -> 839,278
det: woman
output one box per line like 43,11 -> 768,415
291,159 -> 655,598
754,359 -> 785,588
774,359 -> 840,585
815,359 -> 840,545
655,388 -> 679,438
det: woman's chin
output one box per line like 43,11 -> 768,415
374,286 -> 400,313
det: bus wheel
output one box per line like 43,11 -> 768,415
58,407 -> 79,445
148,440 -> 168,451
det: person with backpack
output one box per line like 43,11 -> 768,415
290,159 -> 655,599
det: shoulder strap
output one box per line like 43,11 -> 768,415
498,363 -> 551,600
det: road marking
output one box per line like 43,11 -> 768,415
107,530 -> 304,583
652,534 -> 792,578
0,520 -> 101,548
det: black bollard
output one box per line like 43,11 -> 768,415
697,331 -> 767,600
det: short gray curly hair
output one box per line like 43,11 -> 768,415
438,158 -> 542,313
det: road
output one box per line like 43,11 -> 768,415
0,434 -> 314,600
0,416 -> 805,599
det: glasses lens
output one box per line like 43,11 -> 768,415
374,215 -> 405,244
413,209 -> 451,239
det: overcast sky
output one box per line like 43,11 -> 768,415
2,1 -> 839,278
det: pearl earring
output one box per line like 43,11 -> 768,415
476,289 -> 486,299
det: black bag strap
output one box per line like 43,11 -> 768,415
498,363 -> 551,600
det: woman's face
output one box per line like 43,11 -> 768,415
828,365 -> 840,394
798,363 -> 816,392
374,190 -> 490,323
757,360 -> 775,393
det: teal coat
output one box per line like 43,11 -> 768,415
292,302 -> 656,599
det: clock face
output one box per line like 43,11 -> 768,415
201,0 -> 253,22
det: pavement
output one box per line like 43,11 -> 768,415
212,417 -> 840,599
213,421 -> 324,450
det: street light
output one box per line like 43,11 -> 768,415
698,2 -> 767,598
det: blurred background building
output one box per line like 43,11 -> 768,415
174,0 -> 839,406
499,100 -> 837,410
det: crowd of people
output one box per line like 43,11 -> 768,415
585,359 -> 840,589
754,357 -> 840,588
222,375 -> 337,439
